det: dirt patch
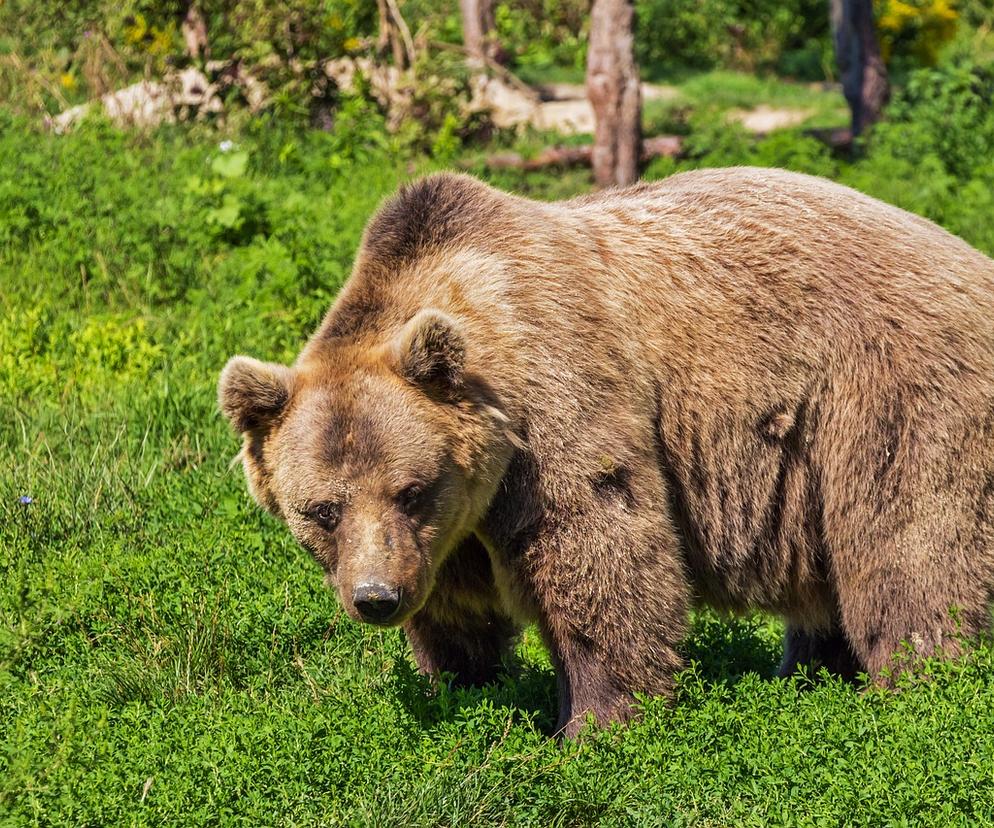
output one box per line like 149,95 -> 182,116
475,79 -> 681,135
728,104 -> 815,134
479,79 -> 814,137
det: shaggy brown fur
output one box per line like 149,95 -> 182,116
219,168 -> 994,738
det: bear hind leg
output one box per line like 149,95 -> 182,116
833,564 -> 986,682
817,397 -> 994,682
777,623 -> 863,681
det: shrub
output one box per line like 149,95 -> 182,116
867,60 -> 994,182
491,0 -> 834,80
635,0 -> 831,77
0,0 -> 376,117
875,0 -> 959,69
495,0 -> 590,76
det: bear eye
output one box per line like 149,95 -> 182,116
309,501 -> 342,532
397,484 -> 424,515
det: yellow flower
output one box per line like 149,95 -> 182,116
124,13 -> 148,45
59,72 -> 77,91
148,25 -> 175,56
343,37 -> 362,53
874,0 -> 959,66
932,0 -> 957,22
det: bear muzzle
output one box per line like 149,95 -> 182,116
352,581 -> 403,624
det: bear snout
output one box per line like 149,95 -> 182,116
352,582 -> 402,624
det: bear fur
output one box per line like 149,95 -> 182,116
220,167 -> 994,737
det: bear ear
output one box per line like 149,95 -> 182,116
391,309 -> 466,390
218,356 -> 294,433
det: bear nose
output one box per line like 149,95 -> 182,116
352,582 -> 401,623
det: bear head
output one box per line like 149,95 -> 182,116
218,309 -> 516,626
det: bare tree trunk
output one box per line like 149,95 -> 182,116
586,0 -> 641,188
181,4 -> 209,62
831,0 -> 888,136
377,0 -> 394,57
377,0 -> 415,69
460,0 -> 501,66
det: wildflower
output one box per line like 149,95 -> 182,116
18,495 -> 33,505
218,140 -> 234,152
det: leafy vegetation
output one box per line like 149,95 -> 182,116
3,2 -> 994,824
634,0 -> 831,78
1,0 -> 983,120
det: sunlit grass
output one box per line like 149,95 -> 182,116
2,101 -> 993,824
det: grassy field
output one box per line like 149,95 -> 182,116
3,77 -> 994,825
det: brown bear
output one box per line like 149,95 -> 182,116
219,167 -> 994,738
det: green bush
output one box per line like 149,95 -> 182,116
496,0 -> 590,77
875,0 -> 959,70
491,0 -> 834,81
0,0 -> 376,67
635,0 -> 831,77
0,0 -> 376,118
869,59 -> 994,181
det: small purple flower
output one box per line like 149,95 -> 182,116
83,30 -> 92,38
18,495 -> 33,505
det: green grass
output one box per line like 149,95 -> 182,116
3,90 -> 994,824
665,69 -> 843,111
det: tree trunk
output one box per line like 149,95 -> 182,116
377,0 -> 415,69
460,0 -> 501,66
376,0 -> 394,57
586,0 -> 641,188
831,0 -> 888,136
181,4 -> 209,62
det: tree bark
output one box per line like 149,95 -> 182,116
460,0 -> 501,66
377,0 -> 415,69
181,4 -> 209,62
586,0 -> 641,187
376,0 -> 395,57
831,0 -> 889,136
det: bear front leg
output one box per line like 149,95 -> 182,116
523,488 -> 691,738
403,535 -> 517,688
544,633 -> 648,738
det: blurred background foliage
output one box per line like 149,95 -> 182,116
1,0 -> 990,116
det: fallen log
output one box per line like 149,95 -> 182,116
805,125 -> 854,151
470,134 -> 683,171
